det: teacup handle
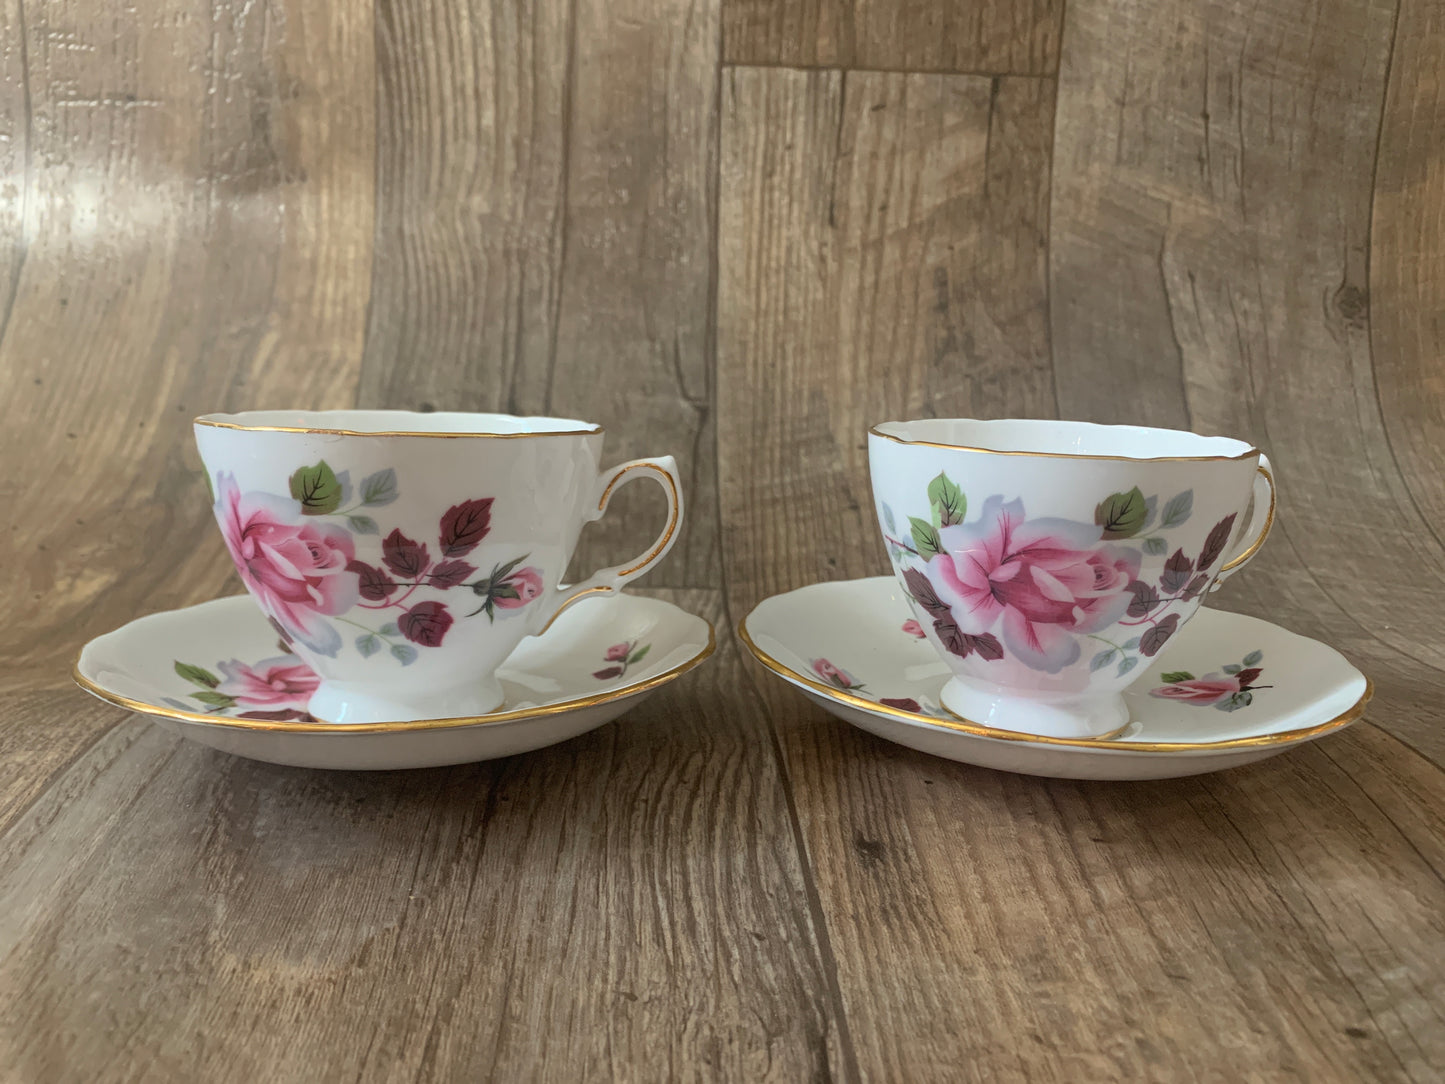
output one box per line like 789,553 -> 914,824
530,456 -> 685,634
1212,455 -> 1276,586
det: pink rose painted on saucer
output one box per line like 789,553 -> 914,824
812,658 -> 863,691
594,640 -> 651,680
881,472 -> 1240,679
1150,650 -> 1269,712
173,653 -> 320,722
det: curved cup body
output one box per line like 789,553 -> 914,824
196,411 -> 638,723
868,419 -> 1268,738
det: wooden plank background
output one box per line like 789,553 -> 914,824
1,0 -> 1442,1079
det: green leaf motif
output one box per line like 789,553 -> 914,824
1140,495 -> 1158,533
289,460 -> 343,515
1142,536 -> 1168,556
927,472 -> 966,527
628,644 -> 651,666
391,643 -> 418,666
1160,670 -> 1194,683
360,468 -> 399,507
191,690 -> 236,709
1222,663 -> 1242,675
347,514 -> 379,535
1243,649 -> 1263,667
1090,648 -> 1117,672
1217,690 -> 1253,712
882,502 -> 897,534
1160,490 -> 1194,529
1116,655 -> 1138,677
1122,637 -> 1141,650
378,622 -> 400,638
909,517 -> 943,560
356,633 -> 381,658
174,661 -> 220,688
1094,487 -> 1148,539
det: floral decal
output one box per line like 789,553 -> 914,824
215,462 -> 544,666
809,657 -> 929,714
881,476 -> 1237,676
172,650 -> 320,722
594,640 -> 651,681
901,619 -> 926,639
1150,649 -> 1269,712
811,658 -> 864,691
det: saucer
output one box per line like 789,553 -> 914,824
740,578 -> 1370,780
76,593 -> 714,770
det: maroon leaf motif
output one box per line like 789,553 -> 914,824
1182,573 -> 1210,601
428,559 -> 476,589
382,529 -> 430,580
1127,580 -> 1160,617
903,567 -> 951,618
1198,513 -> 1238,571
593,666 -> 624,680
964,632 -> 1005,661
399,600 -> 453,647
932,616 -> 971,658
1235,667 -> 1263,689
439,498 -> 494,558
880,697 -> 922,712
1140,613 -> 1180,657
1160,548 -> 1194,594
347,559 -> 398,601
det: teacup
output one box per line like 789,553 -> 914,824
195,410 -> 683,724
868,419 -> 1274,738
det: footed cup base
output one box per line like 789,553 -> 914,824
308,677 -> 505,725
939,679 -> 1131,740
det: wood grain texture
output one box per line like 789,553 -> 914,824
718,67 -> 1056,609
0,0 -> 373,684
360,0 -> 719,587
1049,0 -> 1445,766
0,592 -> 845,1083
722,0 -> 1063,76
1372,0 -> 1445,543
2,0 -> 1444,1077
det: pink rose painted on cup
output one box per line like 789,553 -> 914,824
605,643 -> 631,662
901,619 -> 926,639
494,566 -> 544,612
217,656 -> 321,711
216,473 -> 357,656
925,495 -> 1140,673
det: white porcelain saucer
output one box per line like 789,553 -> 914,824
76,593 -> 714,770
741,578 -> 1370,780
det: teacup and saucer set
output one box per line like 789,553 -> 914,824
74,411 -> 714,769
741,419 -> 1371,780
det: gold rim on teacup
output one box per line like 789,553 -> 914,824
869,420 -> 1260,463
196,410 -> 602,440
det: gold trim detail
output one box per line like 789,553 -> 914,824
536,584 -> 614,635
1220,464 -> 1277,573
868,424 -> 1259,463
74,623 -> 715,735
737,619 -> 1371,753
195,416 -> 602,440
597,461 -> 682,578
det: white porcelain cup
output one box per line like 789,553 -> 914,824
869,419 -> 1274,739
195,410 -> 683,723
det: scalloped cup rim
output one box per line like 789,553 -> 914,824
870,419 -> 1259,462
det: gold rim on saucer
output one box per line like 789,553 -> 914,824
737,619 -> 1371,754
